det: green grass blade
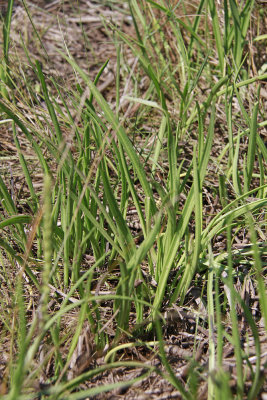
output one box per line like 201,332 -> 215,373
3,0 -> 14,63
177,147 -> 202,303
246,101 -> 259,191
226,219 -> 244,399
208,0 -> 224,73
247,215 -> 267,333
207,247 -> 216,400
0,173 -> 17,215
35,61 -> 63,144
0,215 -> 32,229
155,318 -> 190,399
12,123 -> 38,211
229,0 -> 242,68
21,0 -> 49,58
232,131 -> 242,196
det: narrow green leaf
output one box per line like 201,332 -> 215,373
246,101 -> 259,189
35,61 -> 63,144
3,0 -> 14,63
0,173 -> 17,215
229,0 -> 242,68
208,0 -> 224,73
178,146 -> 202,303
0,215 -> 32,229
232,131 -> 242,196
13,122 -> 38,211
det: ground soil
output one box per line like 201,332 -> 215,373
0,1 -> 267,399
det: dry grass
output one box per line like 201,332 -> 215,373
0,1 -> 267,399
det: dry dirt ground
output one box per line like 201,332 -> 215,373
0,1 -> 267,399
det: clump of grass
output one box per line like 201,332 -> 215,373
0,0 -> 266,398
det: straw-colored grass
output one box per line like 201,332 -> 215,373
0,1 -> 266,399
